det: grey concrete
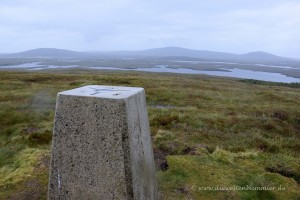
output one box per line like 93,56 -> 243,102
48,85 -> 158,200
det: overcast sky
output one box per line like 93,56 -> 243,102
0,0 -> 299,58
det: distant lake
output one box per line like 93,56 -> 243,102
91,65 -> 300,83
1,63 -> 300,83
174,60 -> 298,69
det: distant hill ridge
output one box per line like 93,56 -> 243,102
0,47 -> 291,63
8,48 -> 89,58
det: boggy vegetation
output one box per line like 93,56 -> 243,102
0,70 -> 299,199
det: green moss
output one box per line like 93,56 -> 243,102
0,148 -> 48,186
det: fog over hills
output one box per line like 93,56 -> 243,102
109,47 -> 238,60
0,47 -> 296,64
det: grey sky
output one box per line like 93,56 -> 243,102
1,0 -> 299,58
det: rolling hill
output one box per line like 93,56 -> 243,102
0,47 -> 294,64
1,48 -> 89,58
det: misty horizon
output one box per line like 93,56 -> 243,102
0,46 -> 297,59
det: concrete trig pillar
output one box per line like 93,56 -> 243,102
48,85 -> 158,200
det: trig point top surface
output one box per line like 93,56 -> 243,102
58,85 -> 144,99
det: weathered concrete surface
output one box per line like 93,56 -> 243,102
48,85 -> 158,200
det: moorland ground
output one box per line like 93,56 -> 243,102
0,70 -> 299,200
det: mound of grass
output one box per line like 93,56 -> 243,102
240,79 -> 300,88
